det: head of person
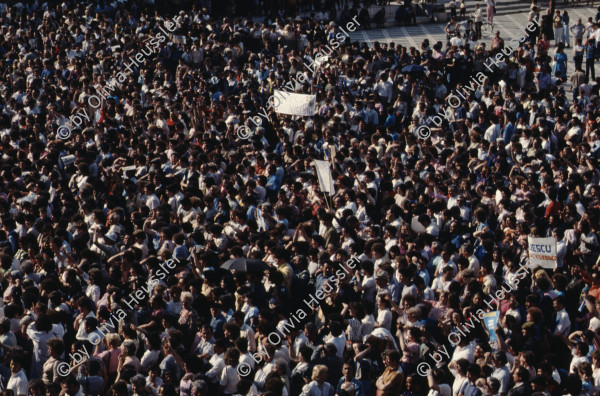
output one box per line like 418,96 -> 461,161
60,375 -> 80,396
192,380 -> 208,396
10,353 -> 25,374
311,365 -> 328,383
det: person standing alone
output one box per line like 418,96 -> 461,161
586,38 -> 596,80
563,10 -> 571,47
554,10 -> 564,46
486,0 -> 495,27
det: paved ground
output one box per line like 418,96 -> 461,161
348,2 -> 597,92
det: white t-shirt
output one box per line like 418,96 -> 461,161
220,365 -> 240,394
324,334 -> 346,359
492,366 -> 510,394
140,349 -> 161,371
451,341 -> 476,363
377,309 -> 392,331
361,277 -> 377,301
428,383 -> 452,396
7,369 -> 27,396
452,375 -> 469,396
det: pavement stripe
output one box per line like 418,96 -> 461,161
361,29 -> 370,44
505,14 -> 525,30
419,24 -> 438,45
570,7 -> 592,23
493,18 -> 518,40
401,26 -> 419,48
382,28 -> 394,44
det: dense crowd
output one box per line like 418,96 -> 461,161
0,0 -> 599,396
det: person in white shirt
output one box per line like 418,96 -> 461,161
450,338 -> 476,364
447,185 -> 460,209
484,115 -> 501,143
220,348 -> 241,395
375,73 -> 393,104
375,295 -> 393,331
357,261 -> 377,303
432,266 -> 455,294
461,244 -> 480,277
419,214 -> 440,237
490,351 -> 510,396
554,228 -> 567,269
237,337 -> 256,372
205,340 -> 226,385
74,297 -> 96,341
300,365 -> 334,396
324,322 -> 346,360
140,333 -> 163,372
427,369 -> 452,396
194,325 -> 216,360
7,354 -> 28,396
233,312 -> 256,352
553,296 -> 571,336
253,355 -> 275,390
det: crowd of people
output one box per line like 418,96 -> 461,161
0,0 -> 599,396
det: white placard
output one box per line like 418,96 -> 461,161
527,236 -> 557,269
273,91 -> 316,116
313,160 -> 335,197
61,155 -> 76,166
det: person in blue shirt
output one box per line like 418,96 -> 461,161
384,107 -> 397,128
459,364 -> 483,396
274,157 -> 285,187
209,303 -> 226,339
553,43 -> 568,80
586,38 -> 596,80
337,362 -> 365,396
503,113 -> 516,142
562,10 -> 571,48
265,165 -> 281,198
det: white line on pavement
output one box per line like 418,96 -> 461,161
401,26 -> 419,48
419,24 -> 438,45
382,28 -> 394,44
492,18 -> 515,40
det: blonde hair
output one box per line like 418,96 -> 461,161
534,269 -> 551,283
181,291 -> 193,303
105,333 -> 121,348
311,365 -> 328,381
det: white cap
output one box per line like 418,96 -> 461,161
103,231 -> 118,243
589,317 -> 600,332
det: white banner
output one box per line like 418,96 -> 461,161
274,91 -> 316,116
528,236 -> 557,269
313,160 -> 335,197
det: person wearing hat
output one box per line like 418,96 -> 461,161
92,230 -> 119,259
375,267 -> 399,303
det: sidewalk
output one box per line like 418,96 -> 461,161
360,0 -> 550,26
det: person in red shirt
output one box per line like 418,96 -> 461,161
545,187 -> 563,217
537,34 -> 551,58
